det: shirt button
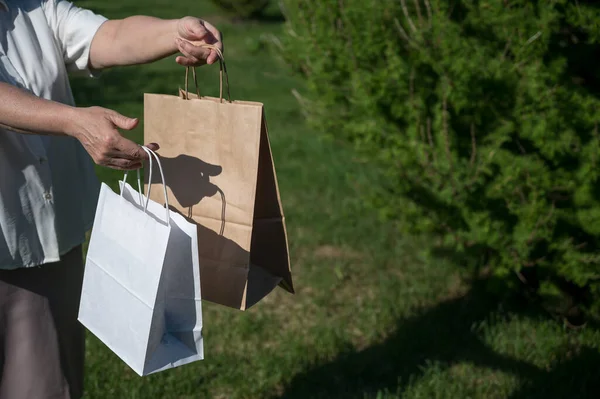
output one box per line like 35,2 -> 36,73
44,192 -> 52,201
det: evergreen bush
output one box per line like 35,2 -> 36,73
279,0 -> 600,313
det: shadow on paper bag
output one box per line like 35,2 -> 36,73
148,154 -> 282,309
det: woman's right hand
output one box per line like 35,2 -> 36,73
68,106 -> 159,170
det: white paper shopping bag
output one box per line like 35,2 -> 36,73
78,147 -> 203,376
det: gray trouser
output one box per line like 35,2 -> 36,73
0,246 -> 85,399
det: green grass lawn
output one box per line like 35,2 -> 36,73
71,1 -> 600,398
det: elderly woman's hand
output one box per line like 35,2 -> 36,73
175,17 -> 223,66
69,107 -> 159,171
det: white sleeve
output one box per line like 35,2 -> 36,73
43,0 -> 108,75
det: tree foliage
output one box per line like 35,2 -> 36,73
280,0 -> 600,309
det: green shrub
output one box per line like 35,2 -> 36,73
210,0 -> 270,20
279,0 -> 600,311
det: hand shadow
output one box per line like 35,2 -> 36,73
148,154 -> 226,234
146,154 -> 282,309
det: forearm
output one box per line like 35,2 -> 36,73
0,82 -> 76,136
89,17 -> 179,69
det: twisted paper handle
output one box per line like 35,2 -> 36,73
183,44 -> 231,103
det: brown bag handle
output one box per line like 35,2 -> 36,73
184,44 -> 231,103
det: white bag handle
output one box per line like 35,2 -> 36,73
121,169 -> 144,205
142,147 -> 170,224
121,148 -> 152,204
120,146 -> 170,226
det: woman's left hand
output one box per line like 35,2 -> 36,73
175,17 -> 223,66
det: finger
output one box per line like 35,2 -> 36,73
203,21 -> 223,48
176,55 -> 206,67
108,141 -> 159,162
105,158 -> 143,171
203,23 -> 223,65
176,38 -> 210,63
145,142 -> 160,152
207,50 -> 219,65
176,38 -> 199,62
106,110 -> 139,131
182,18 -> 208,41
175,56 -> 188,66
110,135 -> 148,161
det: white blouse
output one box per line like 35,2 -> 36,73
0,0 -> 107,268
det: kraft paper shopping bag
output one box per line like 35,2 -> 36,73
144,45 -> 294,310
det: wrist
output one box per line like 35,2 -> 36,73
170,18 -> 182,51
61,106 -> 84,138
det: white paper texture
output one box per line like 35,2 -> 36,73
79,181 -> 203,376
